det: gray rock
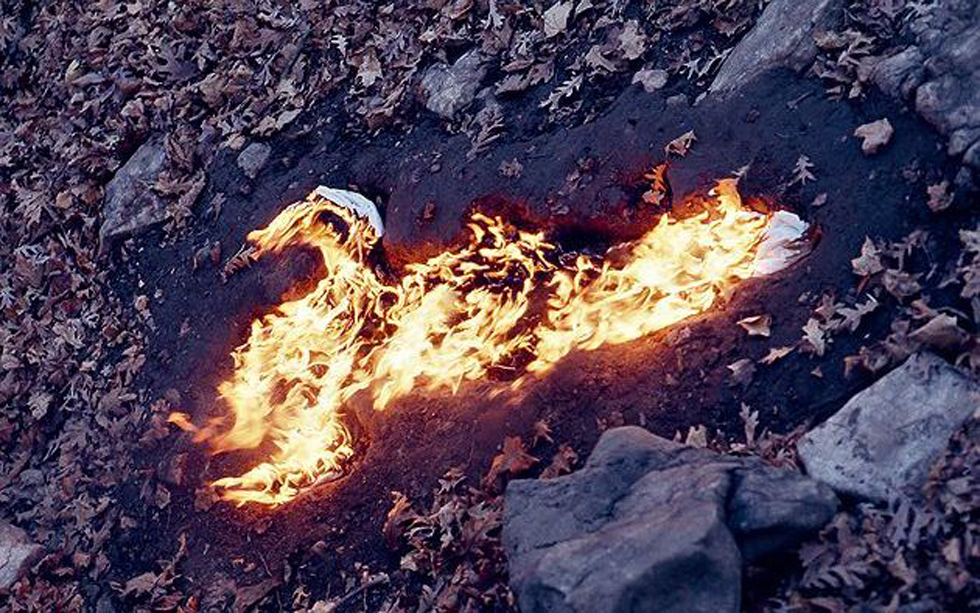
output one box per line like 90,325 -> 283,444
0,521 -> 44,590
99,140 -> 168,244
504,427 -> 838,613
418,50 -> 487,119
870,47 -> 925,101
888,1 -> 980,170
798,352 -> 980,502
237,142 -> 271,179
710,0 -> 842,97
728,462 -> 838,563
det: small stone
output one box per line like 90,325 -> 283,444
632,68 -> 668,93
798,352 -> 980,502
854,118 -> 894,155
665,93 -> 688,109
99,140 -> 169,244
418,50 -> 487,119
237,142 -> 271,180
0,521 -> 44,590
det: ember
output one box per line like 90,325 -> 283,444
172,177 -> 807,506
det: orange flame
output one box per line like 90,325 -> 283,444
173,178 -> 782,506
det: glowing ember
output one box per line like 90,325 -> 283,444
172,177 -> 805,506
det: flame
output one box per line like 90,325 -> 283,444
173,178 -> 783,506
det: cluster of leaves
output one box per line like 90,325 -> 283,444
295,427 -> 575,612
767,418 -> 980,611
810,0 -> 926,98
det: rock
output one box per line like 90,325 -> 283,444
237,142 -> 271,180
504,427 -> 838,613
632,68 -> 668,93
854,118 -> 894,155
709,0 -> 841,97
99,140 -> 168,244
0,521 -> 44,590
418,50 -> 487,119
890,1 -> 980,170
798,352 -> 980,502
665,93 -> 688,109
870,47 -> 925,100
728,462 -> 839,563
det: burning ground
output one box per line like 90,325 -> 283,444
2,1 -> 979,611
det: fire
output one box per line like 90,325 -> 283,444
172,178 -> 800,506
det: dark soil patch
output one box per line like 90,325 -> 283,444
116,69 -> 955,596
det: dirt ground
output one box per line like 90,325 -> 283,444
115,67 -> 962,603
3,1 -> 977,610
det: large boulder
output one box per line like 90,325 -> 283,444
503,427 -> 838,613
0,520 -> 43,590
100,140 -> 169,244
798,352 -> 980,502
709,0 -> 842,97
868,1 -> 980,172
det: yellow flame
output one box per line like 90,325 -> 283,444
174,178 -> 775,506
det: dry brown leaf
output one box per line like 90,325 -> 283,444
684,425 -> 708,448
532,420 -> 554,446
382,491 -> 415,550
883,269 -> 921,300
801,318 -> 827,356
909,314 -> 970,351
543,1 -> 573,38
737,314 -> 772,337
618,21 -> 647,61
761,345 -> 795,365
926,180 -> 952,213
851,237 -> 884,277
727,358 -> 756,386
540,444 -> 579,479
664,129 -> 696,158
853,118 -> 894,155
484,436 -> 538,486
791,155 -> 816,186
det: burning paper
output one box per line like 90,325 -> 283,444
172,176 -> 808,506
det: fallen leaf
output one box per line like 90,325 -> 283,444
737,314 -> 771,337
761,345 -> 795,365
483,436 -> 538,486
910,314 -> 970,351
664,129 -> 696,158
542,1 -> 573,39
851,237 -> 884,277
853,118 -> 894,155
540,444 -> 579,479
727,358 -> 756,386
801,318 -> 827,356
382,492 -> 414,549
684,425 -> 708,448
499,158 -> 523,178
791,155 -> 816,186
926,180 -> 952,213
883,269 -> 921,300
838,296 -> 879,332
618,20 -> 647,61
532,420 -> 554,446
584,45 -> 618,73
